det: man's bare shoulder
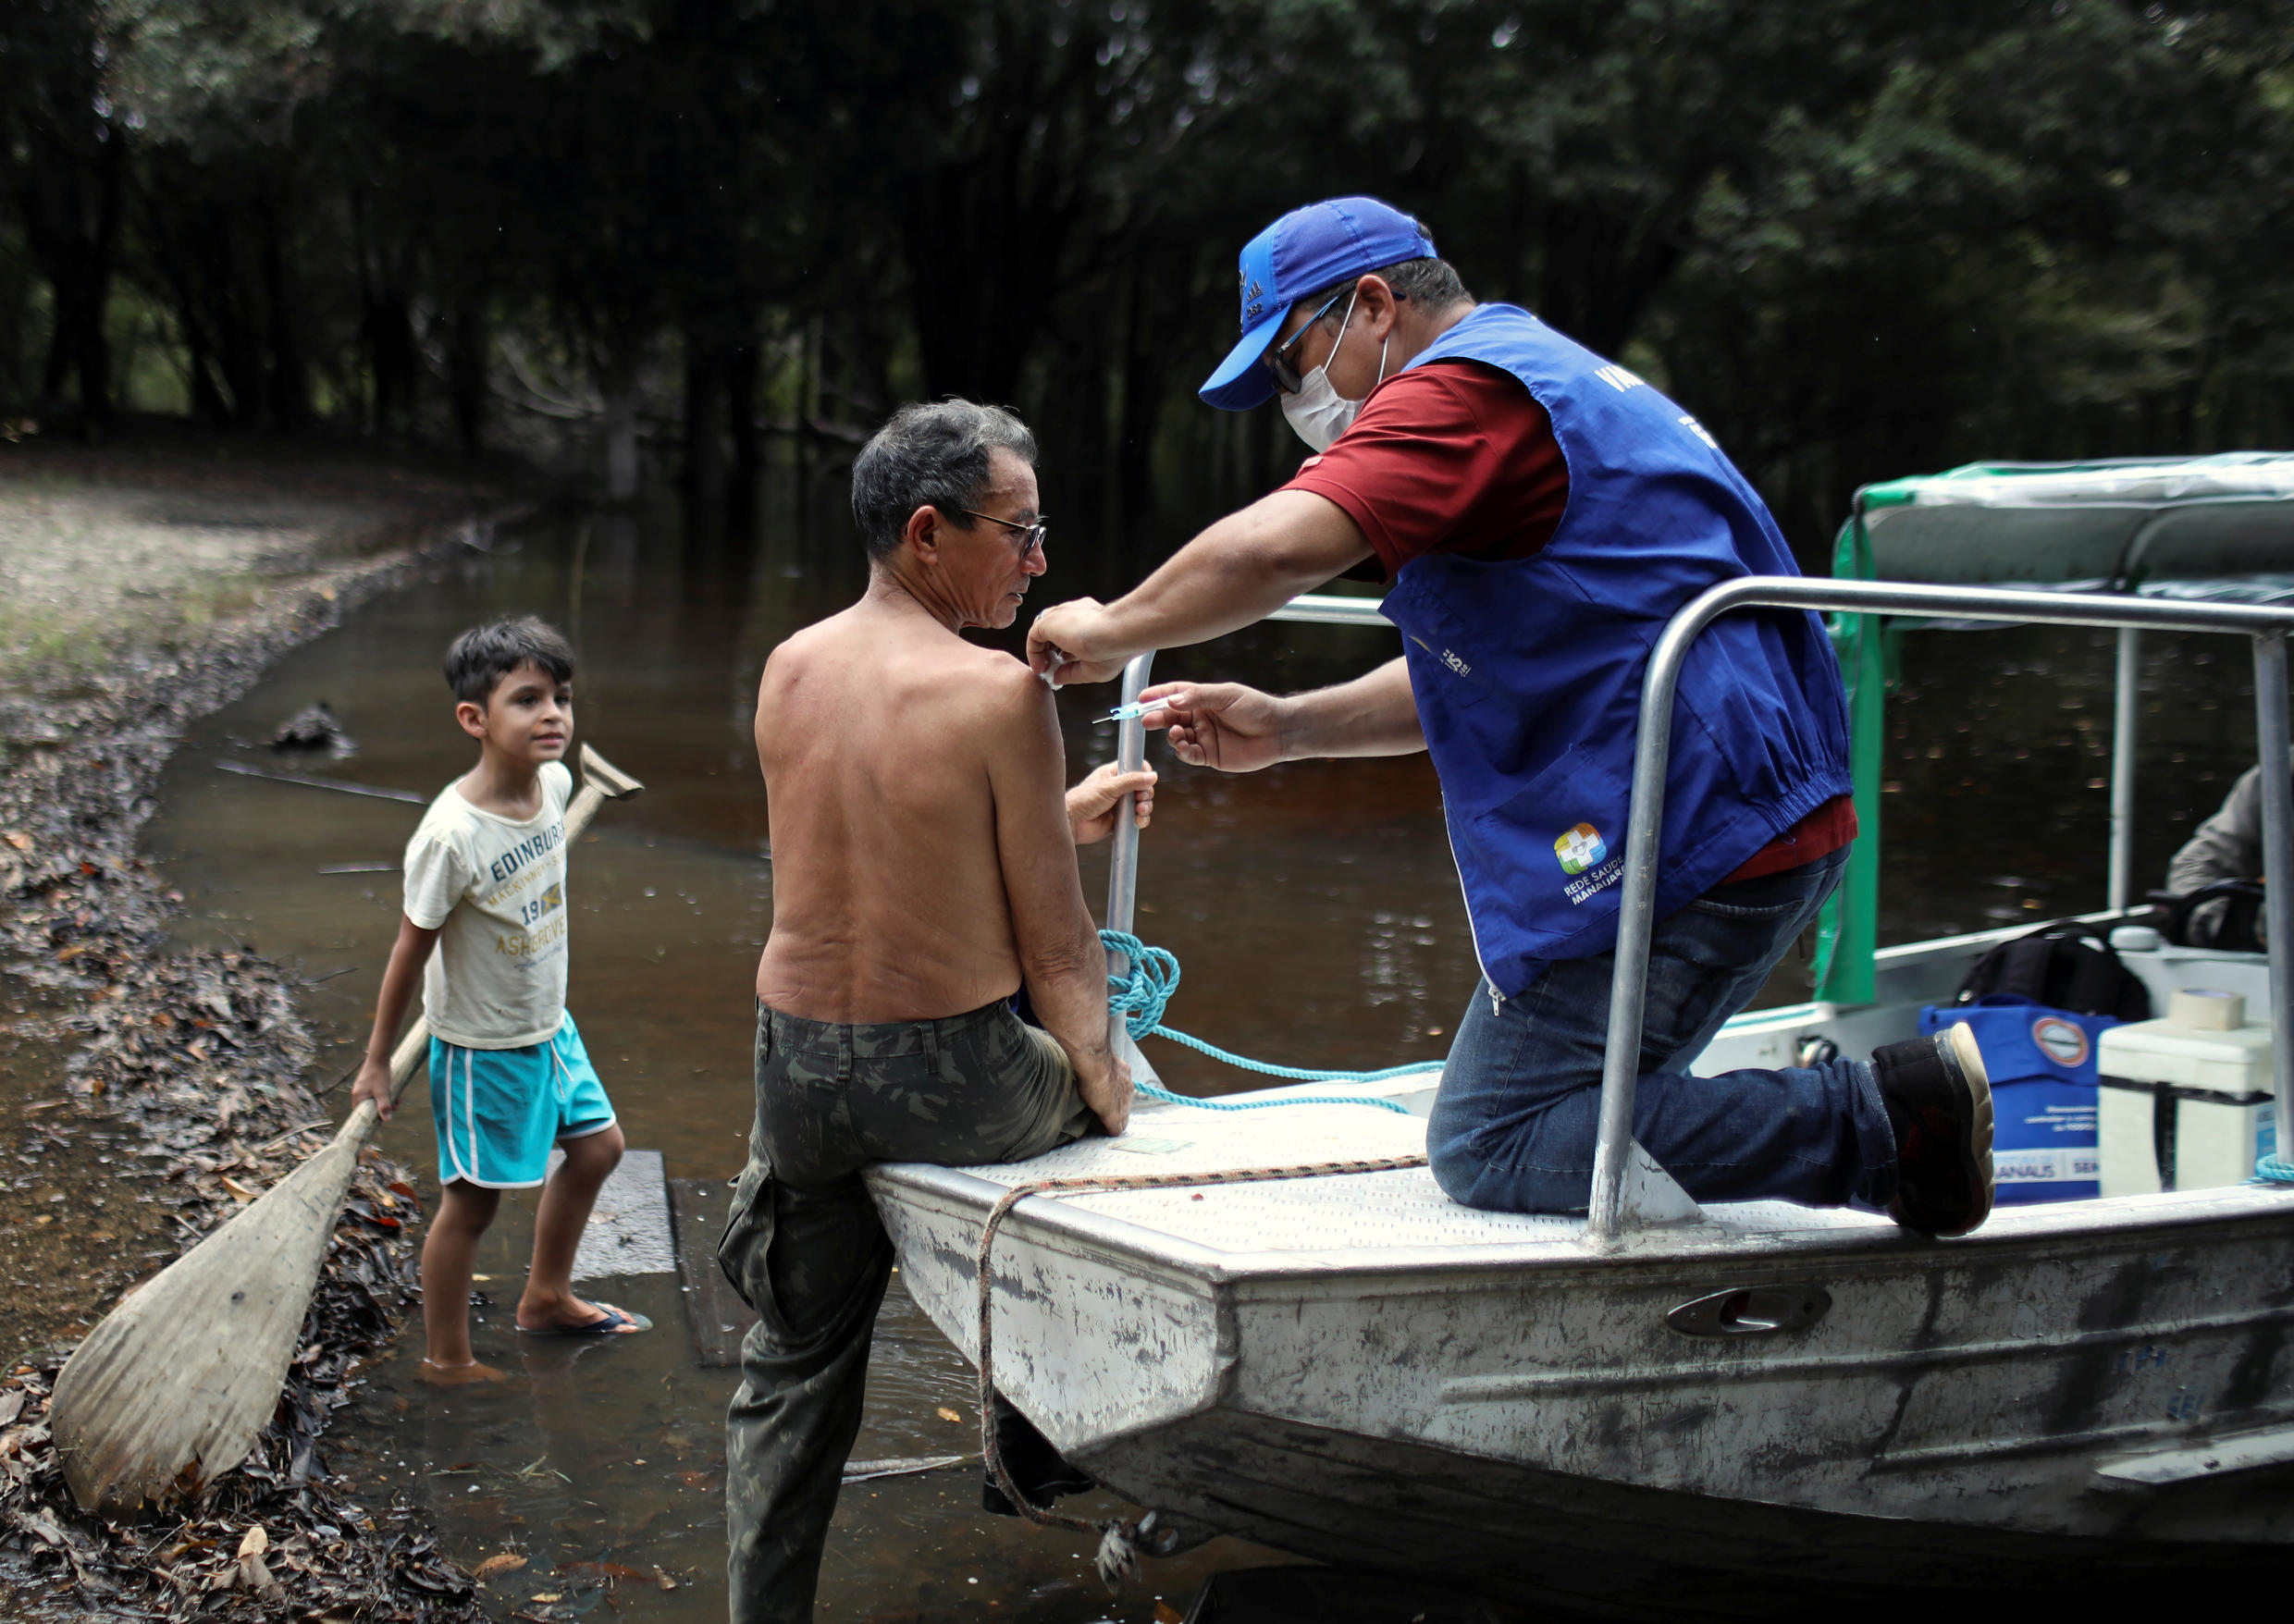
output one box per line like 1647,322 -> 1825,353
961,647 -> 1055,718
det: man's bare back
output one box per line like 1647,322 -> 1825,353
752,442 -> 1138,1132
755,600 -> 1054,1019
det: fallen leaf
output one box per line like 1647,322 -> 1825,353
531,1593 -> 564,1605
0,1392 -> 24,1426
2,832 -> 28,851
1155,1605 -> 1185,1624
238,1526 -> 268,1559
655,1568 -> 678,1592
677,1470 -> 712,1489
474,1552 -> 528,1581
936,1406 -> 963,1423
221,1175 -> 259,1200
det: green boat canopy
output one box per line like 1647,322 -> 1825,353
1841,453 -> 2294,590
1814,452 -> 2294,1004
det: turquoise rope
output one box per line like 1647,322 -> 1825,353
1101,929 -> 1436,1115
2254,1155 -> 2294,1184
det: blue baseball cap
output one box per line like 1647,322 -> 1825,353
1198,196 -> 1437,412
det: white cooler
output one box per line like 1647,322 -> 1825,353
2097,989 -> 2276,1196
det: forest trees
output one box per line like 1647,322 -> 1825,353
2,0 -> 2292,555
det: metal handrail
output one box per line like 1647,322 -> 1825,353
1100,595 -> 1393,1073
1586,576 -> 2294,1245
1104,652 -> 1157,1076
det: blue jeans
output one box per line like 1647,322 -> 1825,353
1427,848 -> 1896,1214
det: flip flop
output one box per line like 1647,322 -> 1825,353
516,1302 -> 652,1337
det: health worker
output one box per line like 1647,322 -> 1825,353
1027,195 -> 1995,1236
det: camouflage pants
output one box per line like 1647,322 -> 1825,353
717,999 -> 1092,1624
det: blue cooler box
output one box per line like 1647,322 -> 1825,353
1919,995 -> 2115,1204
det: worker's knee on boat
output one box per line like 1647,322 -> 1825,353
1429,1135 -> 1593,1216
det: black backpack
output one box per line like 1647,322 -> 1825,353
1953,919 -> 2152,1022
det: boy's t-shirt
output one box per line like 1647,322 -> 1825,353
402,760 -> 573,1049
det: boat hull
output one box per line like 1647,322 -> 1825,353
1079,1407 -> 2294,1617
874,1133 -> 2294,1612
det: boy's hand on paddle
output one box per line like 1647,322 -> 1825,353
1141,682 -> 1287,773
1067,762 -> 1156,845
351,1057 -> 395,1121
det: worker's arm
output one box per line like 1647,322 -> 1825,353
986,667 -> 1131,1133
1028,490 -> 1371,684
1141,657 -> 1424,771
350,915 -> 443,1121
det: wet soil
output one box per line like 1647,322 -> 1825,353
0,431 -> 533,1617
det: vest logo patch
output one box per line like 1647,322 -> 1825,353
1677,412 -> 1719,449
1440,648 -> 1472,677
1554,822 -> 1608,875
1594,364 -> 1644,393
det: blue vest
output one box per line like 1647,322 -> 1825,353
1377,304 -> 1851,997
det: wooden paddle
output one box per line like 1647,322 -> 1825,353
50,743 -> 645,1516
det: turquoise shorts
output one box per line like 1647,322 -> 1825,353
428,1015 -> 616,1189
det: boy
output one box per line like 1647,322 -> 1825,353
352,616 -> 648,1386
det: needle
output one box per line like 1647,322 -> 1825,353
1095,697 -> 1169,726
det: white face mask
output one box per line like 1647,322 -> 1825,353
1278,290 -> 1389,452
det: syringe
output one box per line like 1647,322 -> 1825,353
1095,697 -> 1170,726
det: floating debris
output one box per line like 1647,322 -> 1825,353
215,759 -> 427,805
269,702 -> 352,757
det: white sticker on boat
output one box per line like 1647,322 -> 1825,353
1110,1138 -> 1193,1156
2030,1015 -> 2091,1069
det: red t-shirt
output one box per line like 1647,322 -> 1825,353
1284,359 -> 1855,882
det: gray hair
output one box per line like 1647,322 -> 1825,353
1304,256 -> 1474,325
850,399 -> 1039,563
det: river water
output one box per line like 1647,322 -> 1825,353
139,499 -> 2258,1620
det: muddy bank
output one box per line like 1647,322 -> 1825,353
0,431 -> 535,1617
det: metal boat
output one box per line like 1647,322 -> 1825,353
868,455 -> 2294,1613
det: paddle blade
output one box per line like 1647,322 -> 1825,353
50,1127 -> 365,1515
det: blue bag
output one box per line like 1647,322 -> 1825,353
1919,994 -> 2115,1204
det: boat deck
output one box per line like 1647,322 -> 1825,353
872,1081 -> 2294,1277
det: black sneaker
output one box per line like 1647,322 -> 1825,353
1873,1022 -> 1994,1237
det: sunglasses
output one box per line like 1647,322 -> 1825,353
1264,287 -> 1352,395
956,509 -> 1049,558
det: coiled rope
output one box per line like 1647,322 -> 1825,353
974,1153 -> 1430,1585
1100,929 -> 1437,1114
2254,1154 -> 2294,1184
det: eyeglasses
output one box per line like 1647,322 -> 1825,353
956,509 -> 1048,558
1264,287 -> 1352,395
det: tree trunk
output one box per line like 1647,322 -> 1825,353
599,335 -> 644,502
725,330 -> 762,536
445,301 -> 488,457
364,296 -> 419,437
261,211 -> 309,429
680,329 -> 728,523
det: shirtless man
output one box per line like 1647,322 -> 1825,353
718,399 -> 1149,1624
